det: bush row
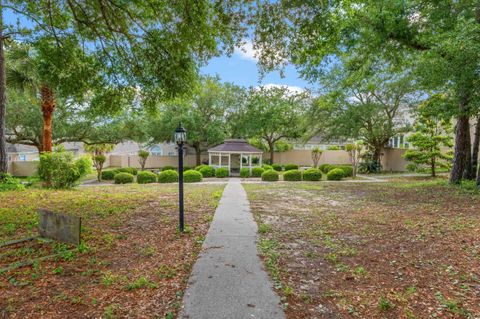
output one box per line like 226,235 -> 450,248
319,164 -> 353,177
113,169 -> 205,184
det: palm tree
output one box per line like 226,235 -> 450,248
6,42 -> 56,152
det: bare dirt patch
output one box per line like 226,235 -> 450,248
244,179 -> 480,319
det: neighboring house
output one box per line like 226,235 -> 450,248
110,141 -> 184,157
292,135 -> 348,150
6,143 -> 39,162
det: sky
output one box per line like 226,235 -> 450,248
201,39 -> 313,93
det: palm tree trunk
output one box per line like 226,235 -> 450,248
0,4 -> 7,173
40,85 -> 55,152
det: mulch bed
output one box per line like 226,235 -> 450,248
245,179 -> 480,319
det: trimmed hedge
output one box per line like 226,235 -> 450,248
162,165 -> 176,171
137,171 -> 157,184
199,166 -> 215,178
283,169 -> 302,181
101,170 -> 117,180
240,168 -> 251,178
195,164 -> 208,171
251,167 -> 265,177
319,164 -> 332,173
114,172 -> 134,184
284,164 -> 299,171
215,167 -> 229,178
158,170 -> 178,183
184,170 -> 203,183
262,164 -> 273,171
272,164 -> 283,171
338,165 -> 353,177
117,167 -> 138,175
183,166 -> 193,171
303,168 -> 322,181
261,170 -> 279,182
327,168 -> 344,181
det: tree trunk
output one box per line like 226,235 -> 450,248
0,5 -> 7,174
268,141 -> 274,164
472,115 -> 480,179
194,143 -> 201,166
450,114 -> 470,184
40,85 -> 55,152
463,124 -> 473,180
431,158 -> 436,178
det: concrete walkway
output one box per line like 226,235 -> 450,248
180,178 -> 285,319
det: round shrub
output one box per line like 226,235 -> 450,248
162,165 -> 176,172
195,164 -> 208,171
137,171 -> 157,184
261,170 -> 279,182
284,164 -> 299,171
117,167 -> 138,175
271,164 -> 283,171
114,172 -> 134,184
283,169 -> 302,181
184,170 -> 203,183
303,168 -> 322,181
215,167 -> 229,178
327,168 -> 345,181
101,170 -> 117,180
338,165 -> 353,177
240,168 -> 251,178
199,166 -> 215,178
251,167 -> 265,177
319,164 -> 332,173
262,164 -> 273,171
158,170 -> 179,183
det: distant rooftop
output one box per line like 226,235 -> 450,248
6,143 -> 38,154
208,139 -> 262,153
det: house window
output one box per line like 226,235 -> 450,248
150,146 -> 163,156
19,154 -> 26,161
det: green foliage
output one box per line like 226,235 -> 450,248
358,154 -> 382,174
327,168 -> 345,181
319,164 -> 332,174
138,150 -> 150,159
117,167 -> 138,175
338,165 -> 353,177
303,168 -> 322,181
114,173 -> 134,184
215,167 -> 229,178
195,165 -> 208,171
283,170 -> 302,181
137,171 -> 157,184
251,167 -> 265,177
158,170 -> 178,183
262,164 -> 273,171
38,149 -> 92,189
284,164 -> 299,171
183,166 -> 193,171
101,170 -> 117,180
162,166 -> 176,172
404,102 -> 453,177
311,147 -> 323,168
240,168 -> 251,178
199,166 -> 215,178
271,164 -> 283,171
261,170 -> 279,182
184,170 -> 203,183
327,145 -> 340,150
0,173 -> 25,192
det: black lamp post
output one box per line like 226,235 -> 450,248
174,124 -> 187,232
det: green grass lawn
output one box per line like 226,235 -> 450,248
244,177 -> 480,319
0,183 -> 224,318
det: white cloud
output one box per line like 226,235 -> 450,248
234,39 -> 258,62
261,83 -> 305,95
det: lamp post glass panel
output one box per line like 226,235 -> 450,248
175,124 -> 187,232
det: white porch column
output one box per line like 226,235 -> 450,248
228,154 -> 231,173
208,153 -> 211,166
259,154 -> 263,166
249,154 -> 252,171
219,153 -> 222,167
240,153 -> 243,170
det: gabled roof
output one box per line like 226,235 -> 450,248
208,139 -> 263,153
6,143 -> 38,154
